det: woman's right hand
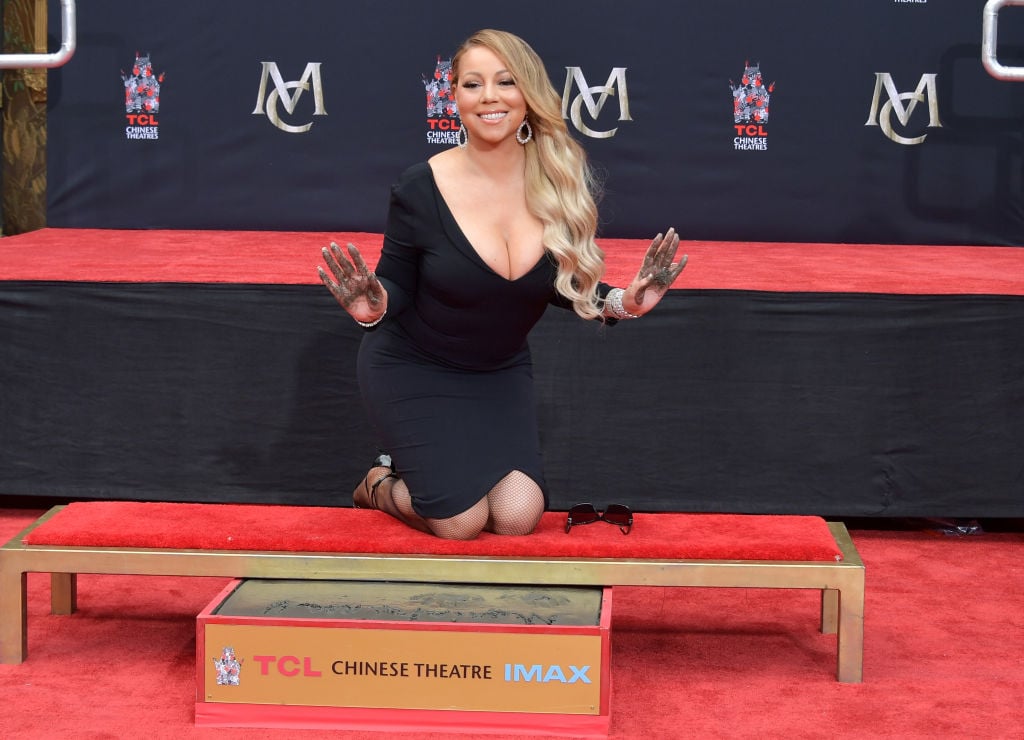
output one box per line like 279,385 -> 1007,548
317,242 -> 388,324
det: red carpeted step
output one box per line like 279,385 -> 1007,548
3,228 -> 1024,295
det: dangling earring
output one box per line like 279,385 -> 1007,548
516,117 -> 533,145
457,124 -> 468,149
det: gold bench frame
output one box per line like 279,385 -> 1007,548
1,506 -> 865,682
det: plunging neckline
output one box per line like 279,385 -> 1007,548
426,165 -> 548,283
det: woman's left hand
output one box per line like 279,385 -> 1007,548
623,227 -> 688,315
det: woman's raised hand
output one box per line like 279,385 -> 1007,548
624,227 -> 688,314
317,242 -> 388,324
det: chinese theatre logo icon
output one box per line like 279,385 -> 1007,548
731,61 -> 773,151
213,646 -> 242,686
424,56 -> 459,145
121,52 -> 164,140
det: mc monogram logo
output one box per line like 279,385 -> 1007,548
865,73 -> 941,146
562,67 -> 633,139
253,62 -> 327,133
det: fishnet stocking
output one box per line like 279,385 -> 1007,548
426,497 -> 490,540
389,478 -> 424,522
483,470 -> 544,536
372,468 -> 543,540
384,477 -> 490,540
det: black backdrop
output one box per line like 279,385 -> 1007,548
46,0 -> 1024,245
3,282 -> 1022,517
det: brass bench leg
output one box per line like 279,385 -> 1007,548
51,573 -> 77,615
836,584 -> 865,683
826,521 -> 865,683
0,564 -> 28,664
821,588 -> 839,634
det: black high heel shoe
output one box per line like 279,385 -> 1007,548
355,453 -> 397,509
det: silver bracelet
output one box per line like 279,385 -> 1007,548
355,309 -> 386,328
605,288 -> 640,320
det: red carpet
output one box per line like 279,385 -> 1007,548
2,228 -> 1023,295
21,502 -> 843,561
2,509 -> 1022,739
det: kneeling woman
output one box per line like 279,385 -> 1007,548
318,29 -> 686,539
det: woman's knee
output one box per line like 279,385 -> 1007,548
487,474 -> 544,536
426,501 -> 489,540
490,503 -> 543,535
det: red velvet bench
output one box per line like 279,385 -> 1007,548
0,503 -> 865,682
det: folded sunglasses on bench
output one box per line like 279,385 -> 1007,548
565,503 -> 633,535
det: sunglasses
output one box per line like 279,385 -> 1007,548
565,503 -> 633,535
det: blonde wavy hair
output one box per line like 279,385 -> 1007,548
451,29 -> 606,320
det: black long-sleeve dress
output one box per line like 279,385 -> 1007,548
356,162 -> 599,518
